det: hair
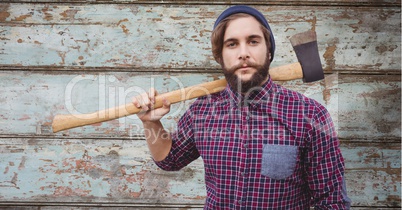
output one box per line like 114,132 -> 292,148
211,13 -> 272,66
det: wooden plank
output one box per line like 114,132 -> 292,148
0,71 -> 223,137
332,75 -> 401,140
278,74 -> 401,141
0,1 -> 400,209
342,142 -> 401,207
0,137 -> 399,207
1,1 -> 400,6
0,4 -> 400,73
0,72 -> 400,139
0,138 -> 206,205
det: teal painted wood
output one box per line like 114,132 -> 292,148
0,2 -> 400,208
0,71 -> 223,137
0,71 -> 399,140
0,138 -> 400,207
342,142 -> 401,207
0,138 -> 206,205
0,4 -> 400,73
1,0 -> 401,6
336,76 -> 401,139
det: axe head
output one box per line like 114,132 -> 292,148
290,30 -> 324,83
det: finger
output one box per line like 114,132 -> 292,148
162,97 -> 171,108
132,97 -> 141,108
148,88 -> 158,104
133,93 -> 151,110
158,97 -> 171,115
142,95 -> 151,111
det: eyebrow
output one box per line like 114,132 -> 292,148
248,34 -> 263,40
223,34 -> 263,44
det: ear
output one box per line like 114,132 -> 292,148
216,57 -> 223,66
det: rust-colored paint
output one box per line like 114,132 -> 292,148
0,11 -> 10,22
117,18 -> 130,35
322,73 -> 338,104
60,8 -> 79,20
307,15 -> 317,32
323,38 -> 338,72
376,44 -> 399,54
12,14 -> 31,21
42,6 -> 53,21
0,1 -> 400,208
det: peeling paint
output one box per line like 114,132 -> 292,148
0,2 -> 400,208
0,6 -> 10,22
12,14 -> 32,21
323,38 -> 338,72
0,4 -> 399,71
60,8 -> 79,21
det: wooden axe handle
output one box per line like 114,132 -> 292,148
52,62 -> 302,133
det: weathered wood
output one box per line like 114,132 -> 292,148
0,137 -> 400,207
0,137 -> 206,205
331,75 -> 401,140
343,142 -> 401,207
0,4 -> 400,74
0,1 -> 400,209
0,72 -> 399,140
1,0 -> 400,6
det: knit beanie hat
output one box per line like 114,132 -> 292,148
213,5 -> 276,62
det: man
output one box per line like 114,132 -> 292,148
133,5 -> 351,209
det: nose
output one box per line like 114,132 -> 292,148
238,44 -> 250,60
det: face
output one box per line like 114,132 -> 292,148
221,16 -> 270,93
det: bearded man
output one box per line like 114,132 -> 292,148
132,5 -> 351,209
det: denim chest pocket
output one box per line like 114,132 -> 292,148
261,144 -> 298,180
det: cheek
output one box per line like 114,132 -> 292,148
253,48 -> 268,63
221,50 -> 235,67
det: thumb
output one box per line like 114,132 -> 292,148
157,97 -> 171,116
162,97 -> 171,109
149,97 -> 171,121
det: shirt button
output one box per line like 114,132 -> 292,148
238,200 -> 243,205
244,144 -> 248,149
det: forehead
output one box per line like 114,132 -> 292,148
224,16 -> 264,39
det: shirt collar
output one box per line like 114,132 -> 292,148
222,76 -> 275,107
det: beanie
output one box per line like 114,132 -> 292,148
213,5 -> 276,62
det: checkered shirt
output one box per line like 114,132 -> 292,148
155,77 -> 350,209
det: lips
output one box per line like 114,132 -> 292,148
225,61 -> 259,74
237,65 -> 254,73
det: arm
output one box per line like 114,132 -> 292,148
307,106 -> 351,209
132,88 -> 172,162
133,88 -> 200,171
142,120 -> 172,162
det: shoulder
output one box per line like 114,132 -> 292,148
272,82 -> 328,113
188,91 -> 224,109
272,83 -> 336,138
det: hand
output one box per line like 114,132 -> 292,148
132,88 -> 171,122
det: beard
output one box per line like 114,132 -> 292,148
223,56 -> 271,94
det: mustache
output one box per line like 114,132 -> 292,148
225,61 -> 261,72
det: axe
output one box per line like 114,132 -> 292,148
52,30 -> 323,133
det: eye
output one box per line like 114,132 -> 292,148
249,40 -> 259,45
226,42 -> 237,48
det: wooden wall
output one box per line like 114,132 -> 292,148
0,0 -> 400,209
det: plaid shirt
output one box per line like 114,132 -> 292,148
155,77 -> 351,209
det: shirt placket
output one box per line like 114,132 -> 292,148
235,104 -> 251,208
